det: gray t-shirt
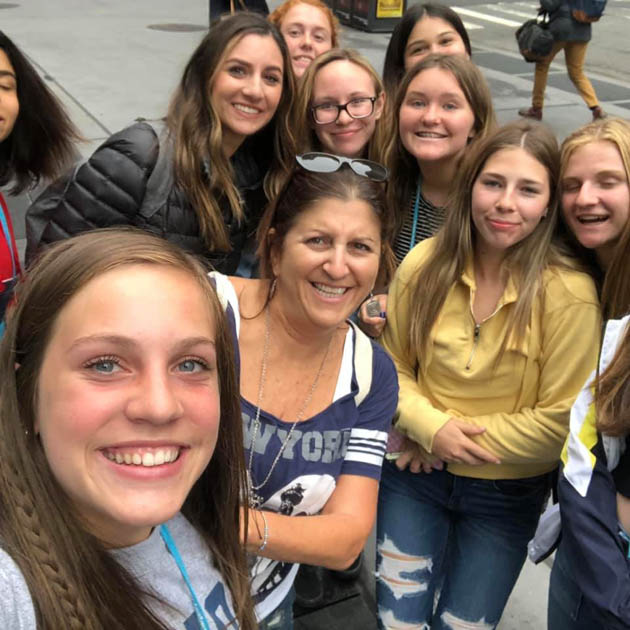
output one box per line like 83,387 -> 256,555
0,513 -> 237,629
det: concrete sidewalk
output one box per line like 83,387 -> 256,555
2,1 -> 627,627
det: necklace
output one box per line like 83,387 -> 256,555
247,304 -> 333,509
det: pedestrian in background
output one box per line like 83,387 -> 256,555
0,31 -> 78,323
26,13 -> 296,276
518,0 -> 606,121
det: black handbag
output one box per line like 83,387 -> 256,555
515,11 -> 554,62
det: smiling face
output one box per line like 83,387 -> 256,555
471,147 -> 550,257
561,140 -> 630,267
211,33 -> 284,157
311,60 -> 384,158
280,3 -> 333,77
398,67 -> 475,167
36,265 -> 220,548
0,49 -> 19,143
271,197 -> 381,331
404,15 -> 469,70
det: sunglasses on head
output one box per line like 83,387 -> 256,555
296,152 -> 389,182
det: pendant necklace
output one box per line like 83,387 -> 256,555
247,304 -> 332,509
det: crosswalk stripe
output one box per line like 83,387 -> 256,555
461,20 -> 485,30
452,6 -> 522,27
492,6 -> 541,18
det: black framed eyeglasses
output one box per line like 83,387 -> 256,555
296,152 -> 389,182
311,96 -> 378,125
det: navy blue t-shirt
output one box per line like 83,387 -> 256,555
211,272 -> 398,619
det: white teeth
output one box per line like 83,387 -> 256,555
104,447 -> 181,467
234,103 -> 259,114
416,132 -> 444,138
577,215 -> 607,223
314,283 -> 346,296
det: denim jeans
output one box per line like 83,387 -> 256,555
376,460 -> 550,629
258,587 -> 295,630
548,540 -> 602,630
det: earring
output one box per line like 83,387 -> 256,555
269,278 -> 277,300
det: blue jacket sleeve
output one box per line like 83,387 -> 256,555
559,434 -> 630,628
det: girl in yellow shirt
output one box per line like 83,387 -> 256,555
377,120 -> 601,629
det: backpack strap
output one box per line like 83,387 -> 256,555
348,320 -> 373,407
137,119 -> 175,221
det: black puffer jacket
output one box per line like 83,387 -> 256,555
541,0 -> 591,42
26,121 -> 271,273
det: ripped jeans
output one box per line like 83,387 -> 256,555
376,461 -> 550,629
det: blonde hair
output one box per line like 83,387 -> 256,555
406,120 -> 573,365
560,118 -> 630,319
381,54 -> 496,236
293,48 -> 385,161
269,0 -> 340,46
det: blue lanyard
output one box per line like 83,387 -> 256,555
409,178 -> 421,253
159,524 -> 211,630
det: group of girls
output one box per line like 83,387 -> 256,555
1,2 -> 630,630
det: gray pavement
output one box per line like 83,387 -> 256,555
2,1 -> 629,627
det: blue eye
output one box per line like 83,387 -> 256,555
85,357 -> 121,374
177,358 -> 208,373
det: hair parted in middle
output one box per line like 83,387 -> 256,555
383,53 -> 496,236
256,164 -> 395,287
382,3 -> 472,98
293,48 -> 385,162
0,228 -> 255,630
406,119 -> 580,365
559,117 -> 630,320
167,12 -> 297,252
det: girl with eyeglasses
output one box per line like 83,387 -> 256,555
26,13 -> 296,277
293,49 -> 386,162
208,158 -> 397,629
0,31 -> 79,323
377,120 -> 600,629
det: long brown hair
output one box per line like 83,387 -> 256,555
381,54 -> 496,236
0,229 -> 255,629
407,120 -> 573,365
560,118 -> 630,320
167,13 -> 296,251
293,48 -> 385,161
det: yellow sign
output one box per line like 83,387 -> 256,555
376,0 -> 403,18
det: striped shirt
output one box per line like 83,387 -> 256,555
393,186 -> 444,264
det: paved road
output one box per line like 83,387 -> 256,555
2,1 -> 628,627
